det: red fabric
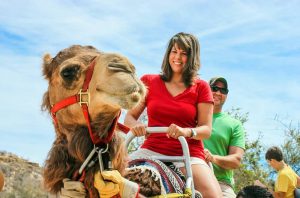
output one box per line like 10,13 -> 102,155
141,74 -> 213,159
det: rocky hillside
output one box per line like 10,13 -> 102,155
0,151 -> 48,198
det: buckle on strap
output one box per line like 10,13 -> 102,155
78,89 -> 90,106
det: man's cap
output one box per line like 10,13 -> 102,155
209,76 -> 228,89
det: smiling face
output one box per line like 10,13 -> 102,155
211,81 -> 228,109
168,43 -> 188,74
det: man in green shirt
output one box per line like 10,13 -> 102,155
204,77 -> 245,198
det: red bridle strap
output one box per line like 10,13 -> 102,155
51,95 -> 78,125
82,58 -> 96,91
50,58 -> 125,145
117,122 -> 130,134
81,104 -> 121,145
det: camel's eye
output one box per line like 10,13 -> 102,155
61,65 -> 80,82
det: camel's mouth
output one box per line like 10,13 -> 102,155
118,92 -> 143,110
97,86 -> 141,98
122,90 -> 143,106
95,85 -> 144,110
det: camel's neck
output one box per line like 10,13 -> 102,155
56,110 -> 120,144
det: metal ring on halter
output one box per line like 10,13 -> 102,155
99,144 -> 109,153
97,144 -> 109,172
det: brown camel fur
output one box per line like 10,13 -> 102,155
41,45 -> 145,197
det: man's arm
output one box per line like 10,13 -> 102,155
205,146 -> 244,170
297,175 -> 300,188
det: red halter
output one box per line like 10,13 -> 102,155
50,58 -> 129,145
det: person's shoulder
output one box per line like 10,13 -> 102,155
278,167 -> 293,177
141,74 -> 161,86
283,165 -> 296,174
194,78 -> 210,90
141,74 -> 160,81
222,113 -> 243,124
194,78 -> 209,85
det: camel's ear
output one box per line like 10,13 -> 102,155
43,53 -> 54,80
41,90 -> 51,113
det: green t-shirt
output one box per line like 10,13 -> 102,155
203,112 -> 245,187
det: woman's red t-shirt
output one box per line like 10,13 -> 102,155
141,74 -> 213,159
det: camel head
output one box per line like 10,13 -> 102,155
41,45 -> 145,195
42,45 -> 145,131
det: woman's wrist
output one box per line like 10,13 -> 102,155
190,128 -> 197,138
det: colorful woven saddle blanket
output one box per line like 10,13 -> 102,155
125,157 -> 186,197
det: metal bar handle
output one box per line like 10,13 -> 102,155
146,127 -> 168,133
125,127 -> 168,147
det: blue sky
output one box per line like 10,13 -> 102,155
0,0 -> 299,165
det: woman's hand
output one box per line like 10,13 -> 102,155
131,124 -> 147,137
167,124 -> 190,139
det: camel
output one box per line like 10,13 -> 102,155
41,45 -> 146,197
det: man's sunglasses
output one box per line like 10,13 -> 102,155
210,86 -> 229,94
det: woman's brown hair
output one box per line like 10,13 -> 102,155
160,32 -> 200,87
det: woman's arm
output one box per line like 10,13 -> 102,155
193,102 -> 213,140
168,102 -> 213,140
124,99 -> 146,136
